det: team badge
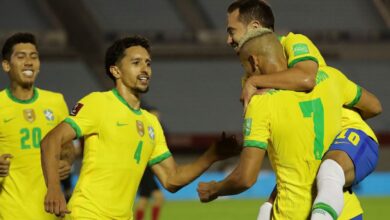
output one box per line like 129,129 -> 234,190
243,118 -> 252,136
70,103 -> 84,116
136,120 -> 144,137
148,126 -> 155,140
43,109 -> 55,121
292,43 -> 309,56
23,109 -> 36,123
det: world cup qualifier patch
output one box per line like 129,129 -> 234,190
70,103 -> 84,116
243,118 -> 252,136
292,43 -> 309,56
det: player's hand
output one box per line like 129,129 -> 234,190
241,77 -> 270,115
44,186 -> 70,217
212,132 -> 242,161
58,159 -> 71,180
197,181 -> 219,203
0,154 -> 13,177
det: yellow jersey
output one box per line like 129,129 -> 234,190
243,67 -> 362,219
280,33 -> 371,218
64,89 -> 171,220
279,32 -> 327,68
0,87 -> 68,220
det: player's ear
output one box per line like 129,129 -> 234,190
2,60 -> 10,73
249,20 -> 262,29
109,65 -> 121,79
248,55 -> 259,73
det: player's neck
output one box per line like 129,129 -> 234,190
115,85 -> 141,110
9,83 -> 35,101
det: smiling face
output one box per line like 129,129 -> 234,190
2,43 -> 40,88
112,46 -> 152,94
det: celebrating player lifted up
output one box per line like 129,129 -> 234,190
40,36 -> 241,219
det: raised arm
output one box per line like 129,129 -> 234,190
242,54 -> 317,112
40,122 -> 76,217
197,147 -> 265,202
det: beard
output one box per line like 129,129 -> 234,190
132,86 -> 149,94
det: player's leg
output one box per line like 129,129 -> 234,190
151,189 -> 164,220
135,196 -> 149,220
311,129 -> 378,220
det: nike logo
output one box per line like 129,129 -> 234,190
3,118 -> 15,123
116,122 -> 128,127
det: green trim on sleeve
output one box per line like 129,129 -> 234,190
148,151 -> 172,166
346,86 -> 362,108
112,88 -> 142,115
243,140 -> 268,150
312,202 -> 338,220
6,87 -> 39,104
288,56 -> 318,68
64,118 -> 83,138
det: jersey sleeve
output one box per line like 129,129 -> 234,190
56,94 -> 69,123
148,116 -> 171,166
283,34 -> 321,67
64,92 -> 102,138
336,70 -> 362,107
243,95 -> 271,150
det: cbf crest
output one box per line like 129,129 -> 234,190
43,109 -> 54,121
23,109 -> 35,123
136,120 -> 144,137
148,126 -> 155,140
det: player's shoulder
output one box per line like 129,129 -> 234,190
80,90 -> 110,103
141,109 -> 159,123
36,87 -> 64,100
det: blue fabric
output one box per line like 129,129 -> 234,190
329,129 -> 379,185
350,214 -> 363,220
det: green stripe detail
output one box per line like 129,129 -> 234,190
243,140 -> 268,150
64,118 -> 83,138
6,87 -> 39,104
111,88 -> 142,115
312,202 -> 338,220
148,151 -> 172,166
288,56 -> 318,68
346,86 -> 362,107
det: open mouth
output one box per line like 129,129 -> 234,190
22,70 -> 34,77
138,75 -> 150,83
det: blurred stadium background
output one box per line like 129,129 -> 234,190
1,0 -> 389,219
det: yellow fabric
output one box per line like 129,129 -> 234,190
0,88 -> 68,220
244,67 -> 362,219
341,108 -> 378,142
280,32 -> 327,67
65,89 -> 170,219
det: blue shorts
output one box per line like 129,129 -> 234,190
329,128 -> 379,185
351,214 -> 363,220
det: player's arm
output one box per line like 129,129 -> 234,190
197,147 -> 266,202
58,141 -> 75,180
41,122 -> 75,217
0,154 -> 13,177
151,133 -> 241,193
352,87 -> 382,119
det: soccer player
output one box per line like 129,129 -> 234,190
40,36 -> 240,219
225,1 -> 381,219
197,29 -> 379,219
0,32 -> 74,219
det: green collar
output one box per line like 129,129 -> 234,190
111,88 -> 142,115
6,87 -> 39,104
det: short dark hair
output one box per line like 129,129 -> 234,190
1,32 -> 37,61
105,35 -> 151,82
228,0 -> 275,30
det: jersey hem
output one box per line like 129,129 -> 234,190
64,117 -> 83,138
243,140 -> 268,150
148,151 -> 172,166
